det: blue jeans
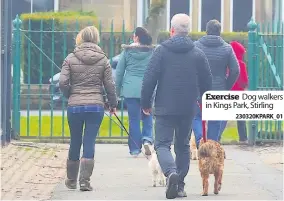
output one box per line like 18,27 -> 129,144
67,106 -> 104,161
207,121 -> 224,141
125,98 -> 153,155
191,104 -> 202,147
192,103 -> 225,142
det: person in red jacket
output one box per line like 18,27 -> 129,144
219,41 -> 249,143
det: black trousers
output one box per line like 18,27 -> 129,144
154,114 -> 194,189
237,121 -> 248,141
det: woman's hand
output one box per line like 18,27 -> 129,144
109,107 -> 116,115
142,108 -> 152,115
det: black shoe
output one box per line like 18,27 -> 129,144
177,190 -> 187,198
166,173 -> 179,199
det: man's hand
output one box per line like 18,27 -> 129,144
142,108 -> 152,115
110,107 -> 116,115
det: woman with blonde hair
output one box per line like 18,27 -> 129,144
59,26 -> 117,191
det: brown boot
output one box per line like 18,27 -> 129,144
65,160 -> 80,189
79,158 -> 94,191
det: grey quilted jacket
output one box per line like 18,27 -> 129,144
194,35 -> 240,90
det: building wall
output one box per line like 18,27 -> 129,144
59,0 -> 138,31
58,0 -> 281,32
223,0 -> 231,32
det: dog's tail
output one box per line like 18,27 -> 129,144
198,142 -> 213,158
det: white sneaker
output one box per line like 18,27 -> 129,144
130,153 -> 140,158
143,142 -> 152,156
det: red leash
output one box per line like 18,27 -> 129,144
197,102 -> 207,142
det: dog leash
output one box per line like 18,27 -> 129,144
102,96 -> 149,159
112,112 -> 150,160
197,102 -> 207,143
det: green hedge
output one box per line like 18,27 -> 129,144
20,11 -> 98,84
158,31 -> 249,62
100,32 -> 249,58
157,31 -> 248,47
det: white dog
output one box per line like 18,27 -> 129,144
148,150 -> 166,187
190,132 -> 198,160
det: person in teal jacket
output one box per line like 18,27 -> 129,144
115,27 -> 154,157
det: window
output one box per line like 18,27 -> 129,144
12,0 -> 54,19
12,0 -> 30,19
201,0 -> 221,31
32,0 -> 54,12
170,0 -> 190,22
232,0 -> 253,32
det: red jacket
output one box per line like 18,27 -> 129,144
229,41 -> 248,91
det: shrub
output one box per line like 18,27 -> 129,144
98,31 -> 249,61
158,31 -> 248,48
99,32 -> 133,59
20,11 -> 98,84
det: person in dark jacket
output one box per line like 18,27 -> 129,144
141,14 -> 212,199
59,26 -> 117,191
192,19 -> 240,143
116,27 -> 154,157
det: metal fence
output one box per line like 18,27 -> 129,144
12,15 -> 137,140
247,18 -> 284,144
12,15 -> 284,144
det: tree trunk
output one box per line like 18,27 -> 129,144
144,0 -> 167,44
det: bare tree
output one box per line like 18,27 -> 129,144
144,0 -> 167,44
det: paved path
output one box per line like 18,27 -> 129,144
1,142 -> 67,200
51,145 -> 283,200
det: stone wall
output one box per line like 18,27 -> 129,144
59,0 -> 137,31
255,0 -> 274,23
16,84 -> 54,110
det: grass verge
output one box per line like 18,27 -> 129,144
20,116 -> 283,143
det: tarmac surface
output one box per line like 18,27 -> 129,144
51,144 -> 283,200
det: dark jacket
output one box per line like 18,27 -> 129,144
141,35 -> 212,116
59,42 -> 117,108
194,35 -> 240,90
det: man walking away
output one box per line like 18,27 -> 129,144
193,19 -> 240,142
141,14 -> 212,199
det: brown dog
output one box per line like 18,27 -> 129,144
198,139 -> 225,196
